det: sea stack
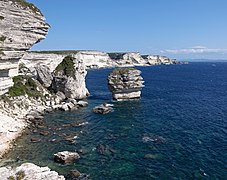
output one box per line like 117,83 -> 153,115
108,68 -> 144,101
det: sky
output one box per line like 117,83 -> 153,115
28,0 -> 227,60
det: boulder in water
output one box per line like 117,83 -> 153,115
54,151 -> 80,164
93,104 -> 113,114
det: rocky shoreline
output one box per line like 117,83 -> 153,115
0,0 -> 187,179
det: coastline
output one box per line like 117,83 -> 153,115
0,94 -> 88,159
0,61 -> 185,159
0,113 -> 27,158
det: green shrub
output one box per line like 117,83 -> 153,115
55,55 -> 75,77
111,67 -> 136,76
12,0 -> 41,14
0,36 -> 6,42
16,170 -> 26,180
108,52 -> 126,60
0,16 -> 4,20
8,75 -> 42,97
7,176 -> 15,180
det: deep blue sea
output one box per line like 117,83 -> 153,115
2,62 -> 227,179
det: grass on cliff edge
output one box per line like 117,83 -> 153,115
11,0 -> 42,14
0,36 -> 6,42
8,75 -> 42,97
111,67 -> 136,76
55,55 -> 75,77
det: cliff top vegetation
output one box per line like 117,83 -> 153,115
111,67 -> 136,76
55,55 -> 76,77
10,0 -> 41,14
8,75 -> 42,97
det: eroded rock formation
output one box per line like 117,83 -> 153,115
143,55 -> 179,65
108,68 -> 144,101
54,151 -> 80,164
0,163 -> 65,180
0,0 -> 49,95
52,55 -> 89,99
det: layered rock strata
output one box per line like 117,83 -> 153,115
21,51 -> 181,72
0,163 -> 65,180
108,68 -> 144,101
21,50 -> 117,71
142,55 -> 179,65
113,52 -> 148,66
0,0 -> 49,95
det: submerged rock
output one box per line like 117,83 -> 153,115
96,144 -> 115,156
142,135 -> 166,144
54,151 -> 80,164
30,138 -> 41,143
69,169 -> 81,178
92,104 -> 113,114
39,130 -> 49,136
108,68 -> 144,101
144,154 -> 160,159
77,100 -> 88,107
68,169 -> 89,180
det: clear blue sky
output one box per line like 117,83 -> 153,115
29,0 -> 227,60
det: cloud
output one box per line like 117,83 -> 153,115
160,46 -> 227,54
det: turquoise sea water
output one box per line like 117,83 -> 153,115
2,62 -> 227,179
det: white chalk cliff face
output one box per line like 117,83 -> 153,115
21,51 -> 181,73
145,55 -> 178,65
0,0 -> 49,95
21,50 -> 117,72
75,51 -> 117,69
121,52 -> 148,66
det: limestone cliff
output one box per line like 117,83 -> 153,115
113,52 -> 148,66
52,55 -> 89,99
21,50 -> 117,71
0,163 -> 64,180
0,0 -> 49,95
75,51 -> 116,69
21,51 -> 181,71
143,55 -> 179,65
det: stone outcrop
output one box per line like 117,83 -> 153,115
114,52 -> 148,66
75,51 -> 116,69
143,55 -> 179,65
20,52 -> 65,74
0,163 -> 65,180
36,65 -> 53,88
52,55 -> 89,99
54,151 -> 80,164
108,68 -> 144,101
0,0 -> 49,95
0,75 -> 88,158
93,104 -> 113,114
